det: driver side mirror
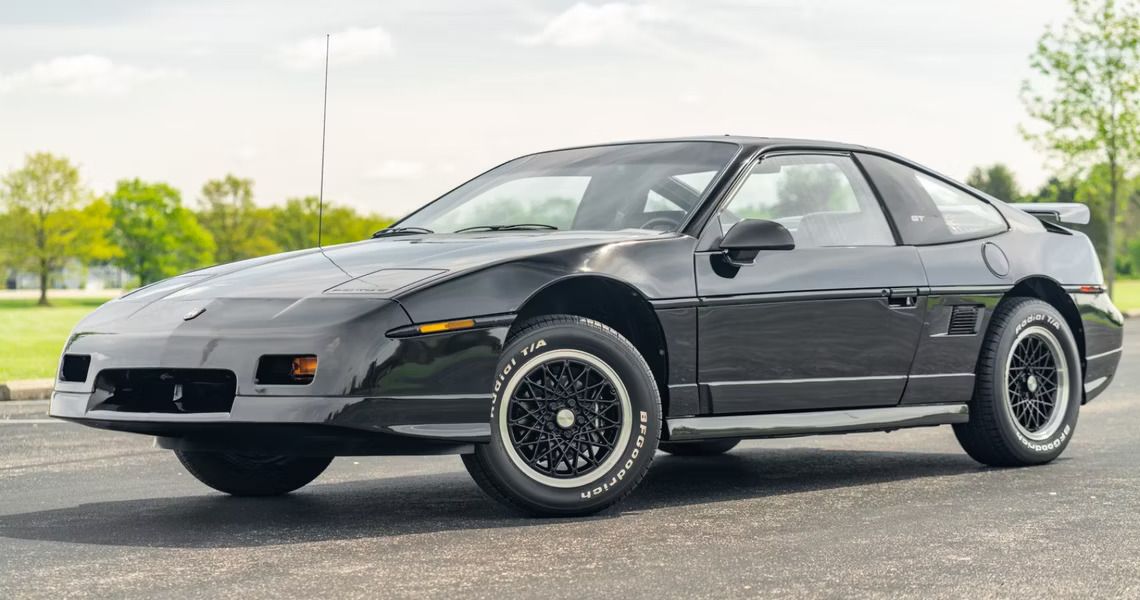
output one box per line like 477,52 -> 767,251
719,219 -> 795,264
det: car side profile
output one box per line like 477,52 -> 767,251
51,137 -> 1124,516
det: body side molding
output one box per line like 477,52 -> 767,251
666,404 -> 969,441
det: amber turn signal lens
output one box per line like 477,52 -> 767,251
291,356 -> 318,380
417,319 -> 476,334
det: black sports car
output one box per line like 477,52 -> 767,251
51,137 -> 1124,516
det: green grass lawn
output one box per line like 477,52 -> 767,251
0,297 -> 113,382
1114,279 -> 1140,313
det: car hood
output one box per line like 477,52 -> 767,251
116,230 -> 665,304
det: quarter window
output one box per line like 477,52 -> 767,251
719,154 -> 895,247
857,153 -> 1008,245
915,173 -> 1008,238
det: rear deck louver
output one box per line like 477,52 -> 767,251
947,305 -> 981,336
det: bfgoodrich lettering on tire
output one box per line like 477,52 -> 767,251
954,297 -> 1082,467
462,315 -> 662,516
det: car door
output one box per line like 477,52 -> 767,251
855,152 -> 1013,406
695,152 -> 929,414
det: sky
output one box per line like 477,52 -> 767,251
0,0 -> 1073,218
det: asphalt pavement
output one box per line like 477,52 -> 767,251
1,325 -> 1137,599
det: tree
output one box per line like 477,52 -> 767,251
0,153 -> 116,305
107,179 -> 215,286
1021,0 -> 1140,296
197,175 -> 278,263
270,196 -> 321,251
0,211 -> 12,275
1076,165 -> 1124,269
0,211 -> 17,289
966,163 -> 1022,202
320,204 -> 394,246
1027,176 -> 1080,205
269,196 -> 395,251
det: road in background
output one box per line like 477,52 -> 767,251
1,326 -> 1136,599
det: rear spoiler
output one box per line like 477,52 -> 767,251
1012,202 -> 1090,225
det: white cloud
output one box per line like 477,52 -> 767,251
364,160 -> 426,181
518,2 -> 671,47
679,92 -> 703,105
234,145 -> 259,162
278,26 -> 394,70
0,55 -> 179,96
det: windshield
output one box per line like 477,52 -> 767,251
396,141 -> 739,233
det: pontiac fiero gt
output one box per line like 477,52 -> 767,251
51,138 -> 1124,516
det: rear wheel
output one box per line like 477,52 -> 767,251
659,439 -> 741,456
953,297 -> 1081,467
463,315 -> 661,517
175,451 -> 332,496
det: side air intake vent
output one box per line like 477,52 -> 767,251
948,305 -> 982,336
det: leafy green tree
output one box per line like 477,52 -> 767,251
270,196 -> 395,250
1027,176 -> 1080,205
0,211 -> 13,277
1126,237 -> 1140,275
107,179 -> 215,286
1076,165 -> 1124,270
966,164 -> 1022,202
322,205 -> 395,246
1021,0 -> 1140,296
197,175 -> 278,263
0,153 -> 117,305
270,196 -> 321,250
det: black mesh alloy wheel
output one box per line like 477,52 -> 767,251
504,354 -> 627,481
954,297 -> 1081,467
463,315 -> 661,517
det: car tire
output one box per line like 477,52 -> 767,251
463,315 -> 662,517
175,451 -> 333,496
953,297 -> 1082,467
658,439 -> 741,456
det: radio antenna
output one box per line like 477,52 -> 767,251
317,33 -> 330,248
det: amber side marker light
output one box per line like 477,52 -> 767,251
1079,285 -> 1105,294
291,356 -> 319,382
418,319 -> 476,335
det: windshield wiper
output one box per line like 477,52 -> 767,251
371,226 -> 434,238
453,223 -> 559,233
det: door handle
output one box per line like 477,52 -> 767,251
887,288 -> 919,308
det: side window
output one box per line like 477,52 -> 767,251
719,154 -> 895,248
857,153 -> 1008,245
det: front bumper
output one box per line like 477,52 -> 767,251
51,391 -> 489,455
50,296 -> 510,454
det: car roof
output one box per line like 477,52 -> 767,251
534,135 -> 882,156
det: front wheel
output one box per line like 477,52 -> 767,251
463,315 -> 662,517
175,451 -> 333,496
953,297 -> 1082,467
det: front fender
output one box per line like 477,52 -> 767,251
393,235 -> 698,324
